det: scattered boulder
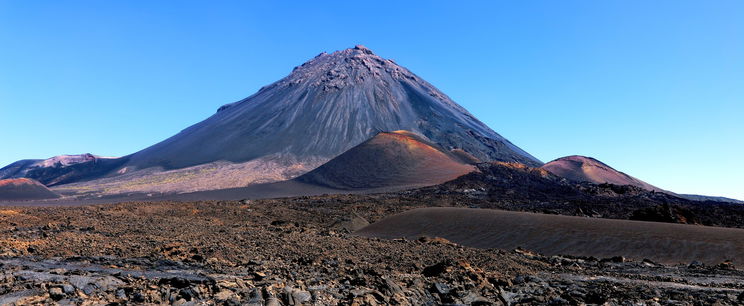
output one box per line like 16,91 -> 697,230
48,287 -> 64,300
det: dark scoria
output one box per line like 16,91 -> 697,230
1,199 -> 742,304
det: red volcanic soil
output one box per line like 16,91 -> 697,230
297,131 -> 475,189
0,178 -> 61,201
449,148 -> 481,164
355,207 -> 744,265
542,155 -> 661,191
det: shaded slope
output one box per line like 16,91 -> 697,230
0,159 -> 41,179
0,178 -> 61,200
296,131 -> 475,189
355,207 -> 744,265
542,155 -> 661,191
124,45 -> 540,174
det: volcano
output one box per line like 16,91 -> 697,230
3,45 -> 540,195
124,45 -> 539,171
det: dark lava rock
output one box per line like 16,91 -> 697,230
61,284 -> 75,295
0,199 -> 743,304
433,282 -> 451,295
48,287 -> 65,300
423,261 -> 453,277
688,260 -> 705,269
131,291 -> 146,303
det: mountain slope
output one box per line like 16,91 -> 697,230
541,155 -> 661,191
0,154 -> 124,187
0,159 -> 41,179
0,178 -> 61,200
541,156 -> 743,203
296,130 -> 475,189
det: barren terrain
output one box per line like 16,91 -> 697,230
0,178 -> 60,201
297,131 -> 475,189
1,195 -> 743,304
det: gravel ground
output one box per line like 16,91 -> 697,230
0,196 -> 743,305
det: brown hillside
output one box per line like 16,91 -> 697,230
297,131 -> 475,189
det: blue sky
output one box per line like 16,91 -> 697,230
1,1 -> 742,199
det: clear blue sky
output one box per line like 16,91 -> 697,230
1,1 -> 742,199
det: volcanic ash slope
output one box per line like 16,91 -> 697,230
355,207 -> 744,265
297,130 -> 476,189
0,178 -> 61,201
542,155 -> 662,191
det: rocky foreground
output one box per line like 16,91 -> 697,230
1,196 -> 743,305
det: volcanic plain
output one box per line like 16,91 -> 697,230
1,193 -> 744,305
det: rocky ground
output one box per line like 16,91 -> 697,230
0,196 -> 743,305
418,162 -> 744,228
